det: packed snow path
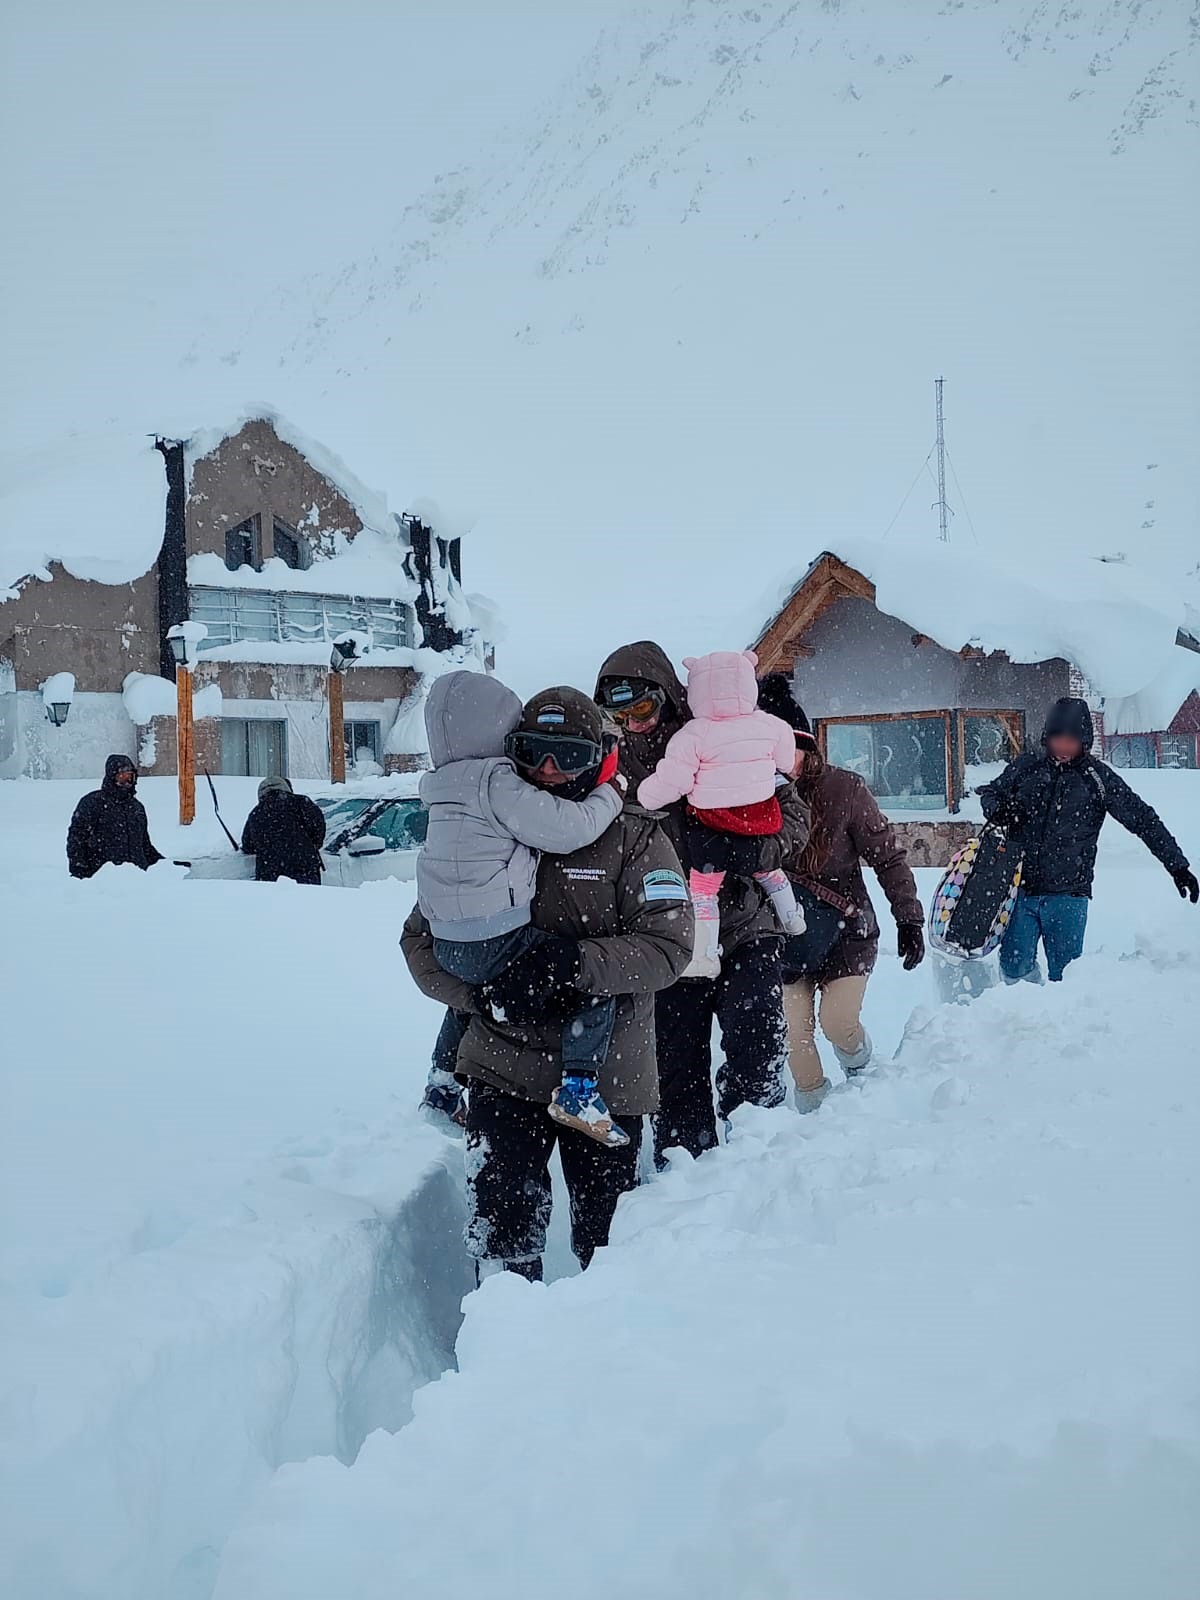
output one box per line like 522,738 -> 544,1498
1,774 -> 1197,1599
212,940 -> 1200,1600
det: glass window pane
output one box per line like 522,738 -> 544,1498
245,720 -> 287,777
826,718 -> 947,810
221,719 -> 249,775
279,594 -> 323,641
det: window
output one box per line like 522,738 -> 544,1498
1105,733 -> 1196,770
344,720 -> 381,769
1160,735 -> 1196,770
221,718 -> 287,777
188,588 -> 415,654
273,518 -> 306,570
961,711 -> 1025,792
822,714 -> 950,811
224,515 -> 261,572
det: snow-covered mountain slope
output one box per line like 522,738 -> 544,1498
3,0 -> 1196,693
188,0 -> 1198,690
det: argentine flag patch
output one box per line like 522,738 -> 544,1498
642,868 -> 687,902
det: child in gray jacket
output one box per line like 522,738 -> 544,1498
416,671 -> 627,1146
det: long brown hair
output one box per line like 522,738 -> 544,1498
793,747 -> 831,876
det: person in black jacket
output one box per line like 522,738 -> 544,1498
980,697 -> 1197,982
67,755 -> 162,879
240,776 -> 326,884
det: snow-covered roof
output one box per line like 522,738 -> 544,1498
0,407 -> 418,601
759,537 -> 1200,735
0,433 -> 167,599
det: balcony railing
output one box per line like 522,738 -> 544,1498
189,586 -> 415,654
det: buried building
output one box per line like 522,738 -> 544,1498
753,542 -> 1200,865
0,413 -> 489,781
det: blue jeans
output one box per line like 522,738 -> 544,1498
999,892 -> 1089,984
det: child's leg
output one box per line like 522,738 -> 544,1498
562,995 -> 618,1073
550,995 -> 629,1149
753,866 -> 806,935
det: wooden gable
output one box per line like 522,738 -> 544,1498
753,553 -> 877,673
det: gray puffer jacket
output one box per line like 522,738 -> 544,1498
416,672 -> 623,941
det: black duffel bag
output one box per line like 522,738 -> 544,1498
780,876 -> 860,981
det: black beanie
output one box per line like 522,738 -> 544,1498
758,674 -> 817,748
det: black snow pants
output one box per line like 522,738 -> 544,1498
652,936 -> 787,1169
464,1081 -> 643,1277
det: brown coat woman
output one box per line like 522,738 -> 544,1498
757,676 -> 925,1110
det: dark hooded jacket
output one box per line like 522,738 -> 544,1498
979,697 -> 1187,898
241,786 -> 326,884
596,641 -> 811,958
67,756 -> 162,879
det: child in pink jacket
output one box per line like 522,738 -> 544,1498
637,650 -> 805,977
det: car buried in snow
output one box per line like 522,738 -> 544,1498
183,793 -> 428,888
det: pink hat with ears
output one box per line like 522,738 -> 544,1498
682,650 -> 760,720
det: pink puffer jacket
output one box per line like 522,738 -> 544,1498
636,651 -> 797,812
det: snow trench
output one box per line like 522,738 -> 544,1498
2,1150 -> 474,1600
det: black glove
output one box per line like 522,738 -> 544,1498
897,923 -> 925,971
481,935 -> 585,1025
1171,865 -> 1199,904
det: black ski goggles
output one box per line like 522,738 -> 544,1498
504,730 -> 604,774
597,683 -> 666,725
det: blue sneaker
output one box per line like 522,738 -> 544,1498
548,1074 -> 630,1149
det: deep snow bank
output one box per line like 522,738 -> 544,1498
214,930 -> 1200,1600
0,779 -> 473,1600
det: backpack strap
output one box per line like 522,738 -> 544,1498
1084,760 -> 1107,807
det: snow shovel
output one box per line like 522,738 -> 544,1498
204,769 -> 240,851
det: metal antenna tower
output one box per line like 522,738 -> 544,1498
934,376 -> 950,542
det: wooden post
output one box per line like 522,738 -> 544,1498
328,670 -> 345,783
177,665 -> 195,824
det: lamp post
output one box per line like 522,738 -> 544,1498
167,623 -> 202,825
328,633 -> 366,784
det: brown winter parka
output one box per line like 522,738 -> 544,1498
781,764 -> 923,983
401,801 -> 693,1115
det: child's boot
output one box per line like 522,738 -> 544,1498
549,1073 -> 630,1148
754,868 -> 807,936
682,869 -> 723,979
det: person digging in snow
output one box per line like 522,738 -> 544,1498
596,642 -> 811,1168
240,776 -> 326,885
416,672 -> 631,1147
67,754 -> 162,879
762,675 -> 924,1114
636,649 -> 807,979
980,696 -> 1197,984
403,684 -> 692,1280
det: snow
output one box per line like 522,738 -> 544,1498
383,681 -> 431,758
122,672 -> 222,724
0,434 -> 167,598
40,672 -> 75,709
1,769 -> 1196,1600
187,535 -> 419,602
6,2 -> 1197,697
406,495 -> 478,543
759,536 -> 1200,725
0,775 -> 467,1600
